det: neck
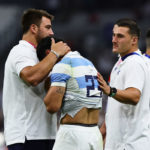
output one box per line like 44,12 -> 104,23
22,32 -> 37,47
121,51 -> 140,61
120,47 -> 138,57
146,48 -> 150,55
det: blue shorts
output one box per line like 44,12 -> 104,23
7,139 -> 55,150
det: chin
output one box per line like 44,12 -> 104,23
112,49 -> 118,54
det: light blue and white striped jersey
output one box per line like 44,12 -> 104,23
50,51 -> 102,119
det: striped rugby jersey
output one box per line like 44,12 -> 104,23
50,51 -> 102,119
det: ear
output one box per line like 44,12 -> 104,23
30,24 -> 38,34
132,36 -> 138,45
45,49 -> 50,55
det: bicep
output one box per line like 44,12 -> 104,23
115,87 -> 141,105
44,86 -> 66,113
20,66 -> 33,83
125,87 -> 141,103
16,53 -> 37,85
20,66 -> 41,86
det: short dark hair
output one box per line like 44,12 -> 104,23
21,8 -> 54,34
36,37 -> 63,61
115,18 -> 140,39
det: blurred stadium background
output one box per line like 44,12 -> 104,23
0,0 -> 150,148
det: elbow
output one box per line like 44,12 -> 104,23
25,77 -> 39,86
132,92 -> 141,105
28,79 -> 39,86
124,88 -> 141,105
44,99 -> 60,114
46,105 -> 59,114
131,101 -> 138,105
130,96 -> 140,105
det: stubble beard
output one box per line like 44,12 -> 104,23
36,32 -> 43,44
36,33 -> 52,45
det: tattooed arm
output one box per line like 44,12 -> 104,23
44,86 -> 66,113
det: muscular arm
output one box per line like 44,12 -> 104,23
44,86 -> 66,114
97,72 -> 141,105
111,87 -> 140,105
20,40 -> 70,86
20,52 -> 57,86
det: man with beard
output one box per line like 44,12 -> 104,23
2,8 -> 70,150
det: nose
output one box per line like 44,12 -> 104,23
49,29 -> 54,36
112,35 -> 117,43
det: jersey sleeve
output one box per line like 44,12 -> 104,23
124,60 -> 145,93
50,58 -> 72,87
12,46 -> 37,77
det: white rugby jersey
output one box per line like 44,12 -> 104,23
143,53 -> 150,65
50,51 -> 102,119
105,50 -> 150,150
3,40 -> 57,146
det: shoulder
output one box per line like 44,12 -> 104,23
12,41 -> 37,59
58,51 -> 81,65
123,55 -> 149,77
63,51 -> 94,67
143,55 -> 150,65
125,54 -> 146,67
10,41 -> 31,54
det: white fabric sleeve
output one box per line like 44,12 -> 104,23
50,63 -> 72,87
124,61 -> 145,93
12,47 -> 37,77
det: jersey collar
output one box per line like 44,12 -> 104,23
121,50 -> 141,61
144,53 -> 150,59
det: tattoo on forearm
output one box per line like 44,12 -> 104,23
56,87 -> 64,95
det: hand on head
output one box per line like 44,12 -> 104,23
51,38 -> 71,57
37,36 -> 71,61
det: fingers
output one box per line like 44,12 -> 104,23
51,40 -> 71,57
97,72 -> 103,79
51,38 -> 55,44
61,42 -> 71,52
97,72 -> 106,89
65,44 -> 71,52
97,72 -> 104,84
97,72 -> 110,95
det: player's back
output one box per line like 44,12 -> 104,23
52,51 -> 102,120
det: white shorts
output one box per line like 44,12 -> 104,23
53,124 -> 103,150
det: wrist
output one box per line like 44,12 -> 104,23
108,87 -> 117,97
51,50 -> 60,58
